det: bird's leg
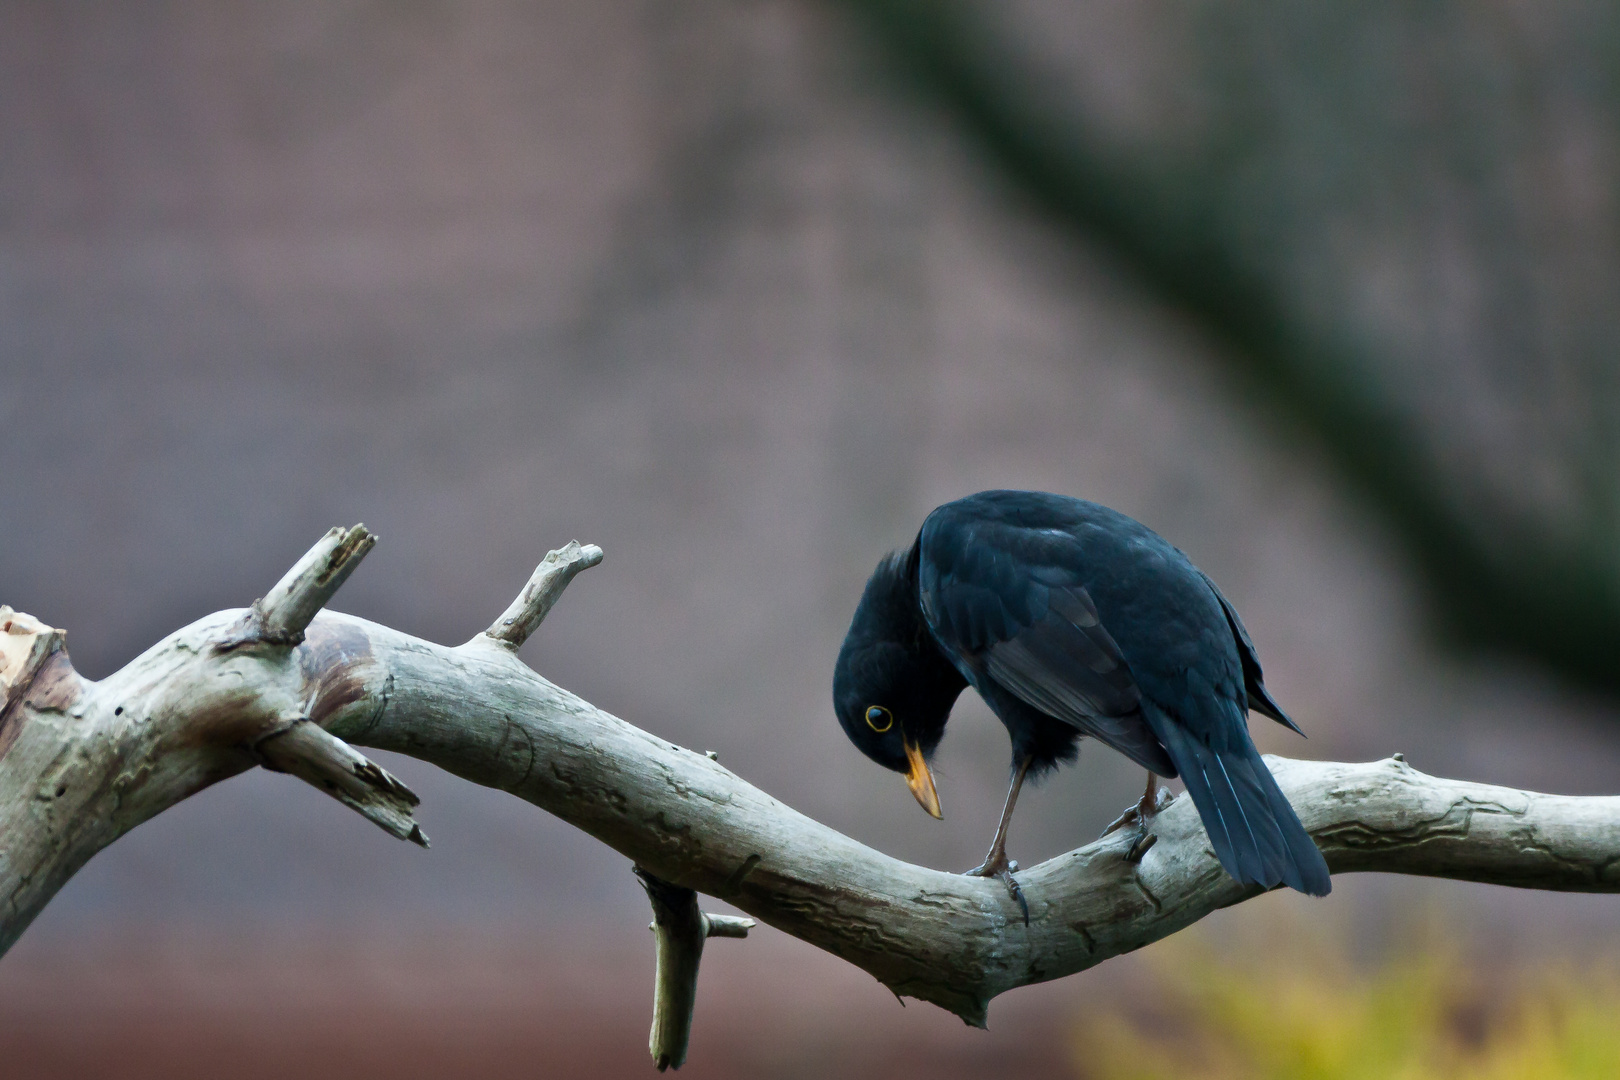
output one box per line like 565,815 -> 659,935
967,755 -> 1033,924
1101,771 -> 1173,863
969,755 -> 1032,877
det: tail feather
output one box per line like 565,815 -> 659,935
1149,709 -> 1330,896
1211,751 -> 1291,884
1253,754 -> 1332,895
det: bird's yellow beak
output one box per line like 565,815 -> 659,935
904,739 -> 942,819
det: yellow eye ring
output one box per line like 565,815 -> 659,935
865,705 -> 893,733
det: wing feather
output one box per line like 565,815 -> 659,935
1194,569 -> 1302,735
921,521 -> 1175,776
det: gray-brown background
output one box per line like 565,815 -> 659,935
3,3 -> 1617,1077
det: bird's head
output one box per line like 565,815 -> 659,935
833,547 -> 966,819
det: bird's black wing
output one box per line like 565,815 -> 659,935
919,521 -> 1177,776
1193,569 -> 1302,735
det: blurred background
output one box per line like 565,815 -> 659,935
2,2 -> 1619,1076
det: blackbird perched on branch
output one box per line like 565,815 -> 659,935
833,490 -> 1331,915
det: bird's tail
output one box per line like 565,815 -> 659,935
1150,712 -> 1331,896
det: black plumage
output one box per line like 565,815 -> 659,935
833,489 -> 1331,899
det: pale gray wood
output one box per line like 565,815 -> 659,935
2,532 -> 1617,1037
255,720 -> 428,847
702,914 -> 756,939
251,524 -> 376,644
485,541 -> 605,648
636,867 -> 754,1070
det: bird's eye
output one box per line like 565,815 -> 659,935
865,705 -> 893,733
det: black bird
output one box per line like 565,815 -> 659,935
833,490 -> 1331,908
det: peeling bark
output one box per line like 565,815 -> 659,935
2,532 -> 1617,1064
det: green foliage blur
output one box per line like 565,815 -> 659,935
1076,934 -> 1620,1080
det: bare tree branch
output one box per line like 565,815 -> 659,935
484,540 -> 603,648
3,531 -> 1617,1066
249,524 -> 376,645
254,719 -> 427,847
636,867 -> 755,1071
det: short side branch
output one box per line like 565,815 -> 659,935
484,541 -> 603,648
253,524 -> 376,644
241,526 -> 428,843
701,914 -> 755,938
636,867 -> 754,1071
255,720 -> 427,847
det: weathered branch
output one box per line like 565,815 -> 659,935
636,867 -> 755,1071
0,528 -> 426,949
3,531 -> 1617,1057
484,541 -> 603,648
254,720 -> 427,847
250,524 -> 376,644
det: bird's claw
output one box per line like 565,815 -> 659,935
1100,785 -> 1175,838
966,852 -> 1006,877
965,858 -> 1030,925
1102,814 -> 1159,864
1100,806 -> 1140,838
1125,831 -> 1157,863
1103,784 -> 1172,865
1000,869 -> 1030,925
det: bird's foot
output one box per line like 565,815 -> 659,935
1099,807 -> 1136,837
1100,784 -> 1174,837
966,853 -> 1007,877
1101,785 -> 1174,864
966,856 -> 1030,925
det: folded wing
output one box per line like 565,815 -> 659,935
920,523 -> 1176,776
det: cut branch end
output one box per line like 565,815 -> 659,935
0,607 -> 67,707
701,914 -> 755,939
253,525 -> 376,645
